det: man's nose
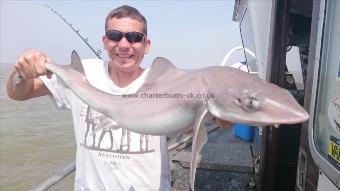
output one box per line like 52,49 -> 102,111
118,36 -> 131,49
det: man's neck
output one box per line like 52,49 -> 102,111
108,62 -> 144,88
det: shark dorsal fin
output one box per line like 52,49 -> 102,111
139,57 -> 186,91
70,50 -> 85,74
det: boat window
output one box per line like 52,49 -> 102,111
240,8 -> 257,74
313,0 -> 340,174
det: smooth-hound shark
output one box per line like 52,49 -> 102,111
45,51 -> 309,191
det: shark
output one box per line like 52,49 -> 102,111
45,51 -> 309,191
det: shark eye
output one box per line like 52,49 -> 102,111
243,97 -> 260,111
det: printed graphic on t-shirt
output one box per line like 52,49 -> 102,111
80,106 -> 155,154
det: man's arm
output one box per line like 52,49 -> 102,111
7,70 -> 51,100
6,49 -> 53,101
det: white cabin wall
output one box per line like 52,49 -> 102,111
247,0 -> 275,80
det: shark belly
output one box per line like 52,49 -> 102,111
117,106 -> 197,135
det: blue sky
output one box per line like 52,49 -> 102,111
0,0 -> 243,69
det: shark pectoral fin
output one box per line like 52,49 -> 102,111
190,109 -> 211,191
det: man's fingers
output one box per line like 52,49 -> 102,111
14,49 -> 51,79
15,59 -> 29,79
34,62 -> 48,76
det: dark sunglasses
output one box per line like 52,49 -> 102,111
105,30 -> 145,43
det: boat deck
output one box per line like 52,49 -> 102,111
170,126 -> 255,191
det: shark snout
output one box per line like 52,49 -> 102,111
262,97 -> 309,125
285,105 -> 309,124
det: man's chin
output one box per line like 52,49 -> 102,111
117,64 -> 139,72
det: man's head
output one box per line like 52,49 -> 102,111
105,5 -> 147,35
103,5 -> 150,73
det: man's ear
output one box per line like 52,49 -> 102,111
102,35 -> 108,50
144,38 -> 151,54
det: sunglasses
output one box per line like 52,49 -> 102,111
105,30 -> 145,43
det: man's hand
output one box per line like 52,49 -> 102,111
212,117 -> 234,129
7,49 -> 53,101
179,117 -> 233,136
14,49 -> 53,79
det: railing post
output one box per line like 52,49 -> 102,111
29,161 -> 76,191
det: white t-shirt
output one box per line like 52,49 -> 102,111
41,59 -> 171,191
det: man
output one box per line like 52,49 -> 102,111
7,5 -> 232,191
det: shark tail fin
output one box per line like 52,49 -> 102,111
70,50 -> 85,74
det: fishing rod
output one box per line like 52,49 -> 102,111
44,4 -> 102,59
13,5 -> 104,89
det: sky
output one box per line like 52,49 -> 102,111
0,0 -> 243,69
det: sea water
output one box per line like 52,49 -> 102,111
0,65 -> 75,190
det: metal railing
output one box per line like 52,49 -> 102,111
30,161 -> 75,191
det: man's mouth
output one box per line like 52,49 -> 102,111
116,54 -> 133,59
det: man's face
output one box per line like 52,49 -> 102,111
103,17 -> 150,72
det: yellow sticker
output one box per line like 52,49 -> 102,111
328,135 -> 340,170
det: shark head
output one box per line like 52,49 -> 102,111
205,66 -> 309,126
